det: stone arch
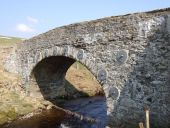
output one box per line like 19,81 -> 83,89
24,46 -> 108,99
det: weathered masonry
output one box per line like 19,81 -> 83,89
5,8 -> 170,127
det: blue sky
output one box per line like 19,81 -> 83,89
0,0 -> 169,38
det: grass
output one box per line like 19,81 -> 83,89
0,35 -> 24,47
66,62 -> 104,97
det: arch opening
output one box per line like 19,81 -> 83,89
30,56 -> 76,100
29,56 -> 107,127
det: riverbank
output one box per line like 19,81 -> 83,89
1,96 -> 106,128
0,89 -> 44,125
0,46 -> 40,125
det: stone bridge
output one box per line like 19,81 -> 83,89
5,8 -> 170,127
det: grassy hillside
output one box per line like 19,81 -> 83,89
65,62 -> 103,97
0,35 -> 24,47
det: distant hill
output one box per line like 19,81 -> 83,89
0,35 -> 25,47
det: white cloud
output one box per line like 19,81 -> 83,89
27,16 -> 38,23
16,23 -> 34,33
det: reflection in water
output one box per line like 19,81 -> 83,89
2,96 -> 106,128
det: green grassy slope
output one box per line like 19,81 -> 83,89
0,35 -> 25,47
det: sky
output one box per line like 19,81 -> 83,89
0,0 -> 170,38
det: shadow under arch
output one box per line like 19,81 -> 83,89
29,56 -> 75,100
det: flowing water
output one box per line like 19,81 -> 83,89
2,96 -> 107,128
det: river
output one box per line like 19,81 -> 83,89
1,96 -> 107,128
